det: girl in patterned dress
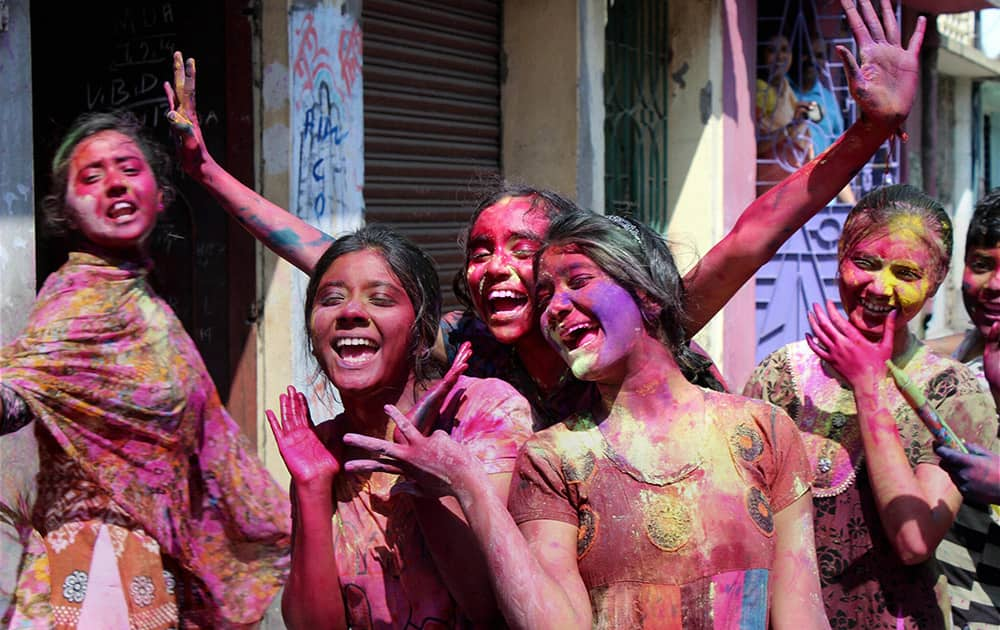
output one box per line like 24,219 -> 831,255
0,111 -> 291,628
744,185 -> 999,628
265,226 -> 536,629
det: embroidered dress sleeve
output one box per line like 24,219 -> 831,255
760,403 -> 813,512
742,347 -> 796,413
507,433 -> 579,526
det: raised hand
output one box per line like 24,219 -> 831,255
163,51 -> 213,177
935,442 -> 1000,505
343,403 -> 482,499
266,386 -> 342,488
838,0 -> 926,132
806,300 -> 896,385
402,341 -> 472,437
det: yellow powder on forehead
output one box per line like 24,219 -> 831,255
887,213 -> 930,238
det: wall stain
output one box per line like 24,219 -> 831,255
700,80 -> 713,125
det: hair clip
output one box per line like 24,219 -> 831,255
607,214 -> 642,245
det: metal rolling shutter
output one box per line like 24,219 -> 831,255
363,0 -> 502,310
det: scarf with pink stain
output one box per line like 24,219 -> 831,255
0,252 -> 290,625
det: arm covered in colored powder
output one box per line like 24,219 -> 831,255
807,303 -> 961,564
770,492 -> 830,629
165,52 -> 333,275
683,0 -> 926,336
344,416 -> 592,629
266,387 -> 347,629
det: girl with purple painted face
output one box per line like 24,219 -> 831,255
345,212 -> 827,628
744,185 -> 998,628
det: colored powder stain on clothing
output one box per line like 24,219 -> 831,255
509,391 -> 811,629
0,252 -> 291,627
744,339 -> 998,628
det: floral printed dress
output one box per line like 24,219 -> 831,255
744,339 -> 998,629
1,252 -> 291,628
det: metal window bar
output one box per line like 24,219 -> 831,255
604,0 -> 670,232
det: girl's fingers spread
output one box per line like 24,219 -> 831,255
279,392 -> 292,425
835,46 -> 862,83
806,333 -> 831,362
857,0 -> 886,42
343,432 -> 398,457
344,459 -> 405,476
172,51 -> 185,89
384,404 -> 419,441
879,0 -> 899,43
265,409 -> 281,436
164,82 -> 177,110
840,0 -> 870,45
294,391 -> 313,426
825,300 -> 852,336
907,15 -> 926,54
806,312 -> 833,349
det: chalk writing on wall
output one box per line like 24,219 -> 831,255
290,4 -> 364,234
289,1 -> 364,417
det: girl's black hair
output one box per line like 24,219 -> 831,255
304,224 -> 444,384
966,188 -> 1000,250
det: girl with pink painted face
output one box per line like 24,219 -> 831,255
0,112 -> 291,628
345,211 -> 827,628
264,225 -> 536,628
744,185 -> 999,628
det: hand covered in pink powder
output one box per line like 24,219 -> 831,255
164,51 -> 213,178
935,442 -> 1000,506
267,385 -> 342,489
344,343 -> 485,499
806,300 -> 896,386
837,0 -> 925,134
401,341 -> 472,438
343,404 -> 485,499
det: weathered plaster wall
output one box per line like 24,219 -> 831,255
258,0 -> 296,485
0,0 -> 35,346
502,0 -> 580,198
665,0 -> 730,376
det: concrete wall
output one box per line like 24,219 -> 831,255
0,0 -> 35,345
502,0 -> 581,198
257,0 -> 296,486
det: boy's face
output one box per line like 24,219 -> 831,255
962,244 -> 1000,337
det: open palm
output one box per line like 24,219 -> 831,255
838,0 -> 925,129
267,386 -> 341,486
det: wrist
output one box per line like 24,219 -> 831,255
451,461 -> 492,506
294,474 -> 336,499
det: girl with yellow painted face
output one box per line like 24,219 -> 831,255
744,184 -> 999,628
